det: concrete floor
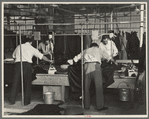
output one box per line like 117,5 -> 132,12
3,85 -> 147,117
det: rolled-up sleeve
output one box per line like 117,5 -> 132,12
100,50 -> 111,61
33,48 -> 44,60
12,46 -> 18,58
12,50 -> 16,58
73,49 -> 87,62
73,53 -> 81,62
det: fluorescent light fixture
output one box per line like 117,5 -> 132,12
52,4 -> 59,7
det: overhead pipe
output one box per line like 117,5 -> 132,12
53,6 -> 87,18
113,3 -> 142,11
111,11 -> 113,30
4,20 -> 145,26
110,10 -> 113,59
81,24 -> 84,109
4,26 -> 145,34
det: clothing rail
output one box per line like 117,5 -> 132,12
4,27 -> 146,31
81,25 -> 84,108
54,33 -> 110,37
3,33 -> 111,37
4,34 -> 17,36
4,34 -> 50,36
116,60 -> 139,64
54,34 -> 84,36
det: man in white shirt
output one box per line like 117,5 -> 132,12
99,35 -> 118,58
99,35 -> 118,88
9,38 -> 52,105
38,37 -> 53,60
67,43 -> 117,111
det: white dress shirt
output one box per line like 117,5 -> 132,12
73,47 -> 111,64
13,42 -> 43,63
99,40 -> 118,57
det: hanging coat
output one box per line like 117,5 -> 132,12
119,31 -> 128,60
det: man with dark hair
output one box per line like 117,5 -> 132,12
100,35 -> 118,58
67,43 -> 117,111
99,35 -> 118,88
8,38 -> 52,105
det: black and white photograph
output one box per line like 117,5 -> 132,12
1,1 -> 148,118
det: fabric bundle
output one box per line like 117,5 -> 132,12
18,104 -> 64,115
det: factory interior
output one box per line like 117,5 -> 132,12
2,2 -> 147,117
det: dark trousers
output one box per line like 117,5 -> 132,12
83,62 -> 104,109
9,62 -> 32,105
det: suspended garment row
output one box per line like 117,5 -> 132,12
53,30 -> 142,65
53,35 -> 92,65
110,31 -> 140,60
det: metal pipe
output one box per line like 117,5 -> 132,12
130,10 -> 132,31
113,4 -> 143,11
110,11 -> 113,59
4,21 -> 145,26
4,27 -> 145,36
16,32 -> 18,47
111,11 -> 113,30
54,34 -> 89,36
54,6 -> 87,18
55,33 -> 109,37
5,14 -> 142,20
81,24 -> 84,108
4,34 -> 18,36
19,26 -> 24,106
5,27 -> 145,35
37,40 -> 39,64
140,4 -> 144,48
104,9 -> 107,33
52,31 -> 54,61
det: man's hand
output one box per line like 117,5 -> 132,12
42,56 -> 53,63
49,60 -> 54,63
110,58 -> 118,66
67,59 -> 73,65
48,52 -> 52,55
114,61 -> 118,66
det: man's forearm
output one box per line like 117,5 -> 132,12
73,53 -> 81,62
42,56 -> 52,62
43,52 -> 49,55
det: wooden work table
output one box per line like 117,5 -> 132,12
32,74 -> 69,102
32,73 -> 136,102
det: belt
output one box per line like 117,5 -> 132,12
84,62 -> 100,64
